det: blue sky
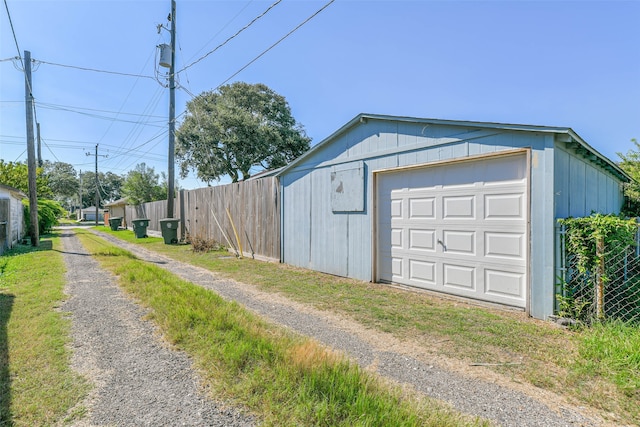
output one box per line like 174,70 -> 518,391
1,0 -> 639,191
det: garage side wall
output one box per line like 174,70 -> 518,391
554,143 -> 624,218
281,120 -> 549,286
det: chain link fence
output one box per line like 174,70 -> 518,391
556,222 -> 640,324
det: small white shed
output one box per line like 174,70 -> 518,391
277,114 -> 628,320
0,184 -> 26,254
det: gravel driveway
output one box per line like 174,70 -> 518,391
60,230 -> 255,426
61,228 -> 605,426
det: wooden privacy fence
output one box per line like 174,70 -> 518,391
124,177 -> 280,261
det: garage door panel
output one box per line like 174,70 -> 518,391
377,153 -> 528,309
443,263 -> 476,291
391,199 -> 403,218
485,193 -> 525,220
484,269 -> 526,302
409,229 -> 436,251
484,232 -> 525,260
391,228 -> 403,248
409,197 -> 436,218
443,230 -> 475,255
443,195 -> 475,219
391,257 -> 403,279
409,259 -> 436,286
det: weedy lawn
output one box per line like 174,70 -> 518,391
78,229 -> 485,426
99,226 -> 640,425
0,235 -> 89,426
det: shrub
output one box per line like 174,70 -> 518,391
189,235 -> 225,253
23,199 -> 65,235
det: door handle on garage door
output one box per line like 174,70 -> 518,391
437,239 -> 446,251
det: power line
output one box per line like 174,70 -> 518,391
34,59 -> 157,80
216,0 -> 335,89
40,137 -> 61,162
184,0 -> 255,65
36,101 -> 166,119
178,0 -> 282,74
37,104 -> 166,126
96,44 -> 160,149
3,0 -> 24,70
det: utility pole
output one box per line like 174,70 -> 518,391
24,50 -> 38,247
85,145 -> 107,226
167,0 -> 176,218
78,169 -> 82,219
36,122 -> 42,167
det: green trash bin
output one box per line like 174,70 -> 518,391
132,218 -> 150,238
108,217 -> 122,231
159,218 -> 180,244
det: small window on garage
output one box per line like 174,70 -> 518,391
331,161 -> 364,212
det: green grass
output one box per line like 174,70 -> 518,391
78,230 -> 486,426
96,225 -> 640,424
569,321 -> 640,422
0,235 -> 89,426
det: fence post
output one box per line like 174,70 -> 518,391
596,236 -> 605,320
554,221 -> 566,313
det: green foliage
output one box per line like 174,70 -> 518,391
81,170 -> 124,208
121,163 -> 166,205
618,138 -> 640,215
0,160 -> 53,198
42,160 -> 79,210
23,199 -> 65,235
176,82 -> 311,183
556,292 -> 591,324
558,214 -> 639,324
559,214 -> 637,276
573,321 -> 640,418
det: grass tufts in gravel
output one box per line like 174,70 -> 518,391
78,230 -> 485,426
97,225 -> 640,425
0,235 -> 89,426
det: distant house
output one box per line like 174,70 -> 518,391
81,206 -> 106,222
277,114 -> 628,320
0,184 -> 26,254
105,198 -> 128,228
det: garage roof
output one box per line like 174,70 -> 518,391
277,113 -> 628,182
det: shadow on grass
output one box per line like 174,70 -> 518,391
0,293 -> 14,425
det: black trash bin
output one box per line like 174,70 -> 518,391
108,217 -> 122,231
132,218 -> 150,238
159,218 -> 180,244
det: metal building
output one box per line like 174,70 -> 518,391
0,184 -> 26,254
277,114 -> 627,320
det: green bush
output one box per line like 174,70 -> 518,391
558,214 -> 639,323
23,199 -> 65,235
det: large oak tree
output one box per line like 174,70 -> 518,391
176,82 -> 311,183
121,163 -> 166,205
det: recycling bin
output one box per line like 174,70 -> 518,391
108,217 -> 122,231
159,218 -> 180,244
132,218 -> 150,238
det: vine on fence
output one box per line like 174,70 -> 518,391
558,214 -> 638,324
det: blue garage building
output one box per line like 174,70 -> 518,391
277,114 -> 627,320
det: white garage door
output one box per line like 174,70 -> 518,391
376,153 -> 528,308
